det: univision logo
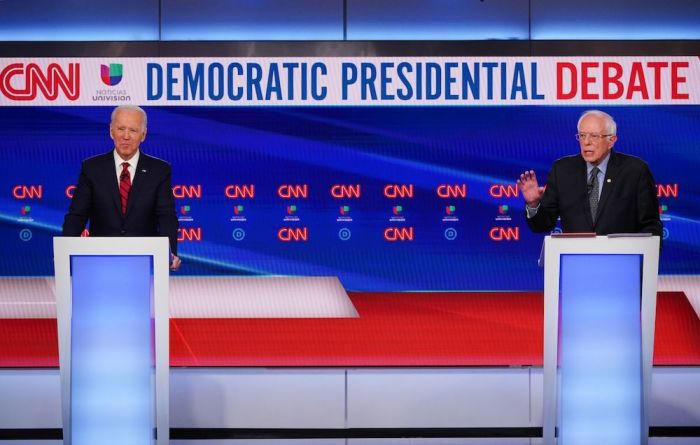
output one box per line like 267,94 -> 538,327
100,64 -> 123,86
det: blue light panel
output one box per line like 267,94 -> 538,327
161,0 -> 343,41
70,255 -> 154,445
347,0 -> 529,40
531,0 -> 700,40
559,254 -> 642,445
0,0 -> 159,41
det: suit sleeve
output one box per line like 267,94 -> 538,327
526,165 -> 560,233
62,162 -> 91,236
637,163 -> 663,237
155,166 -> 179,255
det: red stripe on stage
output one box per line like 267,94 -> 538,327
1,292 -> 698,368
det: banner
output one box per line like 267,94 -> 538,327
1,57 -> 699,106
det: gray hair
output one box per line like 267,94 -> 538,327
111,105 -> 147,130
577,109 -> 617,135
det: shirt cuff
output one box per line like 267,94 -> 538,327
526,203 -> 540,219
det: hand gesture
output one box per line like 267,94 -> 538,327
517,170 -> 545,207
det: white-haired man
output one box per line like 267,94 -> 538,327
517,110 -> 662,237
63,105 -> 181,270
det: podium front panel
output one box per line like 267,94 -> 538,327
70,255 -> 154,444
559,254 -> 642,445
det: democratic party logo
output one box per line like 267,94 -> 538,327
19,228 -> 33,242
338,227 -> 352,241
101,64 -> 123,86
232,228 -> 246,241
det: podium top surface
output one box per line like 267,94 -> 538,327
545,235 -> 660,255
53,236 -> 169,256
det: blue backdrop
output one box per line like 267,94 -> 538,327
0,106 -> 697,290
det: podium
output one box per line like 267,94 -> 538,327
542,235 -> 660,445
53,237 -> 170,445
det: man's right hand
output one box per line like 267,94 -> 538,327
517,170 -> 545,207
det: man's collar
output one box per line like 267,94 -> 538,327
113,149 -> 140,166
587,150 -> 612,175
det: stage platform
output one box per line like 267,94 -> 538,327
1,277 -> 699,443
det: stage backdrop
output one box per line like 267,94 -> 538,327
1,57 -> 698,291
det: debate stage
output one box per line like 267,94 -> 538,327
1,277 -> 699,444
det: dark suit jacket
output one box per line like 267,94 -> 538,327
62,151 -> 179,254
526,150 -> 662,237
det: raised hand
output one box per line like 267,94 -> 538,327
517,170 -> 545,207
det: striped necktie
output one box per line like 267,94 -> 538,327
119,162 -> 131,216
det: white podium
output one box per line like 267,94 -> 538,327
53,237 -> 170,445
542,235 -> 660,445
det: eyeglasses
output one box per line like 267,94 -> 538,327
575,133 -> 612,142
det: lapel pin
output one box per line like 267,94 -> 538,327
141,169 -> 147,173
606,178 -> 611,183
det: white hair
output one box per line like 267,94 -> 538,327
577,109 -> 617,135
111,105 -> 147,130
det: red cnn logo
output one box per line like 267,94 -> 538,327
12,185 -> 43,199
437,184 -> 467,198
0,63 -> 80,101
331,184 -> 361,199
656,184 -> 679,198
489,227 -> 520,241
65,185 -> 76,199
384,227 -> 414,241
278,227 -> 308,242
278,184 -> 308,199
172,185 -> 202,199
225,184 -> 255,199
383,184 -> 414,198
489,184 -> 519,198
178,227 -> 202,242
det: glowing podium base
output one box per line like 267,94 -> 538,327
53,237 -> 170,445
542,235 -> 660,445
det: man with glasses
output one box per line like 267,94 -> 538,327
516,109 -> 662,237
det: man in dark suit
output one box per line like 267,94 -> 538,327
517,110 -> 662,237
63,105 -> 181,270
